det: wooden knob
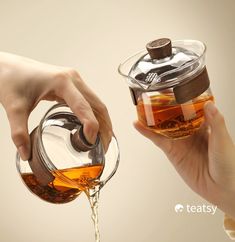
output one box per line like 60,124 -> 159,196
71,126 -> 98,152
146,38 -> 172,60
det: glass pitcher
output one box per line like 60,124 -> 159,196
118,38 -> 214,139
16,104 -> 120,204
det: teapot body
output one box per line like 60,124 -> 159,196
16,104 -> 119,203
119,39 -> 214,139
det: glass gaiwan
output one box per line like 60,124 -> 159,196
16,104 -> 120,204
119,38 -> 214,139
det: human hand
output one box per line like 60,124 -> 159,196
0,52 -> 112,161
134,101 -> 235,219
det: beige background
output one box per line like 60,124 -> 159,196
0,0 -> 234,241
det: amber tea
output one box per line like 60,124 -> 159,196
21,164 -> 104,204
137,93 -> 214,138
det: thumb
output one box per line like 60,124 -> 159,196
204,101 -> 233,145
6,104 -> 31,161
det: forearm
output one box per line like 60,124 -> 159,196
0,51 -> 58,86
219,190 -> 235,221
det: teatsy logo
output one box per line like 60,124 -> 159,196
174,203 -> 217,215
175,204 -> 184,213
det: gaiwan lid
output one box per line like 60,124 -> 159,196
128,38 -> 210,104
28,105 -> 105,186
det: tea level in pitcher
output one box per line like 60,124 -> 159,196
136,93 -> 214,139
21,164 -> 104,204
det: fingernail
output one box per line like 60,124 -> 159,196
204,101 -> 217,118
18,145 -> 30,161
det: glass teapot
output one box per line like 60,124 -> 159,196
16,104 -> 120,204
118,38 -> 214,139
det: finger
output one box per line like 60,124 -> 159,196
204,101 -> 233,145
71,73 -> 113,130
194,120 -> 210,140
72,76 -> 113,150
59,82 -> 99,144
133,121 -> 171,152
5,103 -> 30,160
92,108 -> 113,152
